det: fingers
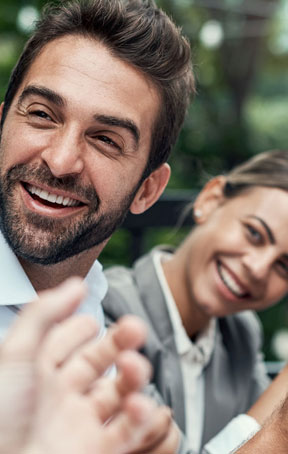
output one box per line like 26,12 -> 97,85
91,350 -> 152,422
104,398 -> 175,454
40,315 -> 99,368
116,349 -> 152,395
155,421 -> 181,454
0,363 -> 36,434
108,315 -> 148,351
1,277 -> 87,362
127,405 -> 173,454
130,420 -> 181,454
87,315 -> 147,375
57,315 -> 148,392
102,393 -> 159,454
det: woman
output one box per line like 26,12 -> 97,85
103,150 -> 288,454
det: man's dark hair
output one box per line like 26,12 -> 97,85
1,0 -> 195,175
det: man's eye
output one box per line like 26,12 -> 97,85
97,135 -> 120,149
29,110 -> 52,121
246,225 -> 263,243
91,134 -> 123,153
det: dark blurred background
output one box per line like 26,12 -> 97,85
1,0 -> 288,361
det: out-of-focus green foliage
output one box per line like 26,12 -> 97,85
0,0 -> 46,100
1,0 -> 288,360
160,0 -> 288,187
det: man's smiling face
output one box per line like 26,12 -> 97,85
0,35 -> 161,264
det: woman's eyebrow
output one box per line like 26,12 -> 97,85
247,215 -> 275,244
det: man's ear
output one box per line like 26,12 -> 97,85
130,163 -> 171,214
0,103 -> 4,123
193,176 -> 226,223
0,103 -> 4,136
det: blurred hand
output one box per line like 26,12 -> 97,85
0,278 -> 169,454
127,417 -> 180,454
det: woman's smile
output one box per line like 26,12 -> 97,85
215,259 -> 250,300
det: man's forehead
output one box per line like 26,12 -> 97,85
12,35 -> 161,156
17,35 -> 160,107
23,35 -> 155,86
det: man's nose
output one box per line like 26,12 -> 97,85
40,128 -> 84,178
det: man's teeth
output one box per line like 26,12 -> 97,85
217,262 -> 246,298
26,184 -> 80,207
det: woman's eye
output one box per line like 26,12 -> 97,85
246,225 -> 263,244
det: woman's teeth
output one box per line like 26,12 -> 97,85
217,261 -> 247,298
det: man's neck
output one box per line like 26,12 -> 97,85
18,244 -> 105,292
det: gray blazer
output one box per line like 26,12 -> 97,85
103,248 -> 270,452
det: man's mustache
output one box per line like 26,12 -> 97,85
5,164 -> 100,207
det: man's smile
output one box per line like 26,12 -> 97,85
26,183 -> 82,207
20,181 -> 87,217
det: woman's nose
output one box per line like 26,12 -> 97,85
242,250 -> 273,281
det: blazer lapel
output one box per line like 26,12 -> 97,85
133,250 -> 186,432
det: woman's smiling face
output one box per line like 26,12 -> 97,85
183,180 -> 288,318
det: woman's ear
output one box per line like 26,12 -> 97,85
193,176 -> 226,223
130,163 -> 171,214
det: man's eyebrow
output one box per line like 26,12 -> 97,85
248,215 -> 275,244
94,114 -> 140,147
17,88 -> 140,145
18,85 -> 66,108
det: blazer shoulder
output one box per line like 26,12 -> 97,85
219,310 -> 264,355
103,250 -> 175,349
103,265 -> 143,316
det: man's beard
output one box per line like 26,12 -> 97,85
0,164 -> 140,265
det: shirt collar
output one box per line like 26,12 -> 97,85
0,230 -> 107,310
0,231 -> 37,305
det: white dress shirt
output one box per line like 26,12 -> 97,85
0,231 -> 107,341
153,250 -> 260,454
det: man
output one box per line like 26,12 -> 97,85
0,1 -> 193,452
0,0 -> 194,335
